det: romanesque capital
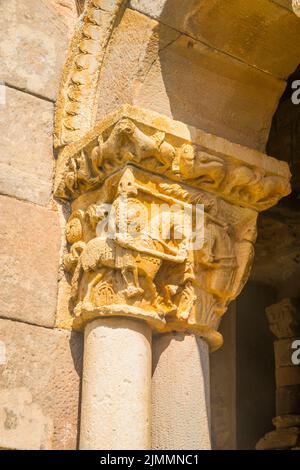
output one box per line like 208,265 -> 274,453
293,0 -> 300,17
55,106 -> 291,350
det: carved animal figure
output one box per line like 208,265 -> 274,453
65,150 -> 91,194
66,169 -> 189,306
120,119 -> 176,172
175,143 -> 225,186
226,166 -> 290,206
91,119 -> 176,175
77,170 -> 166,302
80,231 -> 163,301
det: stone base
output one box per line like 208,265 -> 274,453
256,427 -> 300,450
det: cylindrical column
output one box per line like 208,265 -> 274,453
256,298 -> 300,450
79,317 -> 152,450
152,333 -> 211,450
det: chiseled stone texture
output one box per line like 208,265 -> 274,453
0,0 -> 74,100
97,9 -> 285,151
0,319 -> 83,450
0,195 -> 61,328
129,0 -> 300,79
0,87 -> 54,206
279,0 -> 295,10
48,0 -> 78,32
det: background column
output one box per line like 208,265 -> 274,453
256,298 -> 300,450
152,333 -> 211,450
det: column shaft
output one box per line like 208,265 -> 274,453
152,333 -> 211,450
79,317 -> 152,450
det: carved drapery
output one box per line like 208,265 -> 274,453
55,106 -> 291,351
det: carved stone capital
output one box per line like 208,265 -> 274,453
55,106 -> 291,350
293,0 -> 300,17
55,105 -> 291,211
266,298 -> 300,339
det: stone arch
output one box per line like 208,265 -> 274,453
55,0 -> 300,154
154,0 -> 300,150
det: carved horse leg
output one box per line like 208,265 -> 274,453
144,275 -> 160,307
83,271 -> 105,305
121,267 -> 144,298
163,284 -> 178,310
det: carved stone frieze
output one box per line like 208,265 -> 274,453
55,105 -> 291,211
55,106 -> 291,350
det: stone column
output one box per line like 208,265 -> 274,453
256,298 -> 300,450
152,333 -> 211,450
80,317 -> 151,450
54,106 -> 291,450
210,303 -> 237,450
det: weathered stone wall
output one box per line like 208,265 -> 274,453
0,0 -> 298,451
0,0 -> 82,450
